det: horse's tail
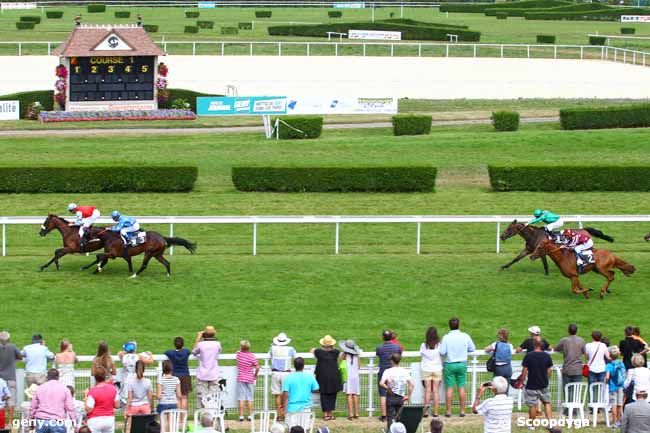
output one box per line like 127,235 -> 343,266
585,227 -> 614,243
164,237 -> 197,254
614,256 -> 635,276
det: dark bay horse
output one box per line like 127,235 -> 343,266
82,229 -> 196,277
530,238 -> 635,299
39,214 -> 107,271
499,220 -> 614,274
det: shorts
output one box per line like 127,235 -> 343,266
443,363 -> 467,388
0,410 -> 5,429
157,403 -> 177,414
238,382 -> 254,401
378,371 -> 387,397
421,370 -> 443,381
26,372 -> 47,386
524,388 -> 551,406
178,376 -> 193,396
610,389 -> 624,406
6,380 -> 16,407
271,371 -> 289,395
127,404 -> 151,415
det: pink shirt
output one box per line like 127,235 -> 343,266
193,340 -> 221,381
30,379 -> 75,421
87,383 -> 118,418
236,351 -> 259,384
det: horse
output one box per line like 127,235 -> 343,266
645,233 -> 650,242
81,229 -> 196,277
499,220 -> 614,275
530,238 -> 635,299
38,214 -> 107,271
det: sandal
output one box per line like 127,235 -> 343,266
323,416 -> 332,421
347,416 -> 353,421
353,415 -> 359,419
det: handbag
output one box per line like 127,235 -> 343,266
486,342 -> 498,373
582,343 -> 601,378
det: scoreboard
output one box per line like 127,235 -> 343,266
69,56 -> 155,102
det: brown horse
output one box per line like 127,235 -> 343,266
38,214 -> 108,271
500,220 -> 614,275
530,238 -> 635,299
82,229 -> 196,277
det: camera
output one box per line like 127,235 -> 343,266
482,381 -> 493,388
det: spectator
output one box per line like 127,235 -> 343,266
379,353 -> 414,432
584,330 -> 610,385
621,389 -> 650,433
420,327 -> 442,418
520,339 -> 553,425
389,422 -> 406,433
125,361 -> 153,433
439,317 -> 475,418
0,330 -> 22,425
376,330 -> 402,421
340,339 -> 362,420
624,354 -> 650,400
236,340 -> 259,422
269,333 -> 296,422
30,369 -> 75,433
269,423 -> 286,433
554,323 -> 585,390
289,427 -> 304,433
67,386 -> 85,433
117,342 -> 153,404
192,326 -> 221,409
472,376 -> 513,433
390,331 -> 404,352
199,413 -> 218,433
0,377 -> 10,430
156,360 -> 180,414
606,346 -> 626,428
516,326 -> 550,353
164,337 -> 191,410
620,326 -> 648,370
84,366 -> 119,433
91,342 -> 116,382
311,335 -> 342,421
55,340 -> 77,390
281,357 -> 319,415
22,334 -> 54,386
430,419 -> 443,433
484,329 -> 514,386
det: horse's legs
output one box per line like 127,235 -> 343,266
132,253 -> 153,278
93,254 -> 111,274
40,248 -> 69,271
500,248 -> 530,270
124,256 -> 133,274
81,254 -> 103,271
599,269 -> 615,299
154,254 -> 171,277
541,256 -> 550,276
571,276 -> 591,299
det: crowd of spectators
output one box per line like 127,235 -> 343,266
1,321 -> 649,433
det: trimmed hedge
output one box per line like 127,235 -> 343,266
114,11 -> 131,18
143,24 -> 159,33
274,116 -> 323,139
392,115 -> 432,136
496,12 -> 508,19
559,104 -> 650,130
268,22 -> 481,42
255,10 -> 272,18
45,11 -> 64,19
231,167 -> 437,192
20,16 -> 41,23
0,90 -> 53,118
221,26 -> 239,35
185,11 -> 200,18
197,20 -> 214,29
328,10 -> 343,18
441,0 -> 570,13
491,111 -> 520,132
238,22 -> 253,30
87,4 -> 106,13
485,2 -> 605,17
380,18 -> 469,30
536,34 -> 556,44
525,7 -> 650,21
621,27 -> 636,34
488,165 -> 650,192
158,88 -> 223,113
0,166 -> 198,193
16,21 -> 35,29
589,36 -> 607,45
184,25 -> 199,34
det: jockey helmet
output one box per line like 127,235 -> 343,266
122,341 -> 137,353
533,209 -> 543,217
111,210 -> 121,221
67,203 -> 77,212
562,228 -> 573,236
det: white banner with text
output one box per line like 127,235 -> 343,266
1,2 -> 36,9
348,29 -> 402,40
286,96 -> 397,115
621,15 -> 650,22
0,100 -> 19,120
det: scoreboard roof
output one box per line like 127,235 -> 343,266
53,24 -> 164,57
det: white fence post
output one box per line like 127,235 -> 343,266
367,356 -> 375,417
470,354 -> 479,406
335,43 -> 338,56
221,42 -> 225,56
278,42 -> 282,56
307,42 -> 310,56
250,42 -> 253,56
192,42 -> 196,55
554,45 -> 557,59
169,223 -> 174,255
263,357 -> 270,411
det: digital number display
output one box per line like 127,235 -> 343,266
69,56 -> 155,102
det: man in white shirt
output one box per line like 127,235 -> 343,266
379,353 -> 414,432
472,376 -> 513,433
22,335 -> 54,387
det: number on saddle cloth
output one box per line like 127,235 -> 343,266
128,231 -> 147,246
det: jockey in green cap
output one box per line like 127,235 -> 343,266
527,209 -> 564,242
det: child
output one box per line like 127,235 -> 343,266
236,340 -> 259,422
0,377 -> 10,430
164,337 -> 192,411
606,345 -> 626,428
126,361 -> 153,433
157,360 -> 180,431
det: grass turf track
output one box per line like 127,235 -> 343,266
1,124 -> 650,356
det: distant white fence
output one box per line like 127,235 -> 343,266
3,214 -> 650,257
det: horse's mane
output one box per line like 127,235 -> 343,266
49,214 -> 70,224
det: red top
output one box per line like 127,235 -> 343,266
565,230 -> 591,246
76,206 -> 96,218
87,383 -> 116,418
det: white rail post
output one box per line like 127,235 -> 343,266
580,46 -> 583,59
390,43 -> 394,57
470,354 -> 479,406
47,42 -> 51,55
371,3 -> 375,22
192,42 -> 196,55
400,3 -> 404,18
416,222 -> 421,255
335,43 -> 338,56
633,52 -> 636,64
578,217 -> 583,229
445,44 -> 449,57
169,223 -> 174,255
307,42 -> 310,56
527,45 -> 530,58
554,45 -> 557,59
367,356 -> 375,416
418,43 -> 421,57
253,223 -> 257,256
250,42 -> 253,56
496,221 -> 501,254
262,357 -> 270,411
363,43 -> 366,56
2,223 -> 5,257
278,42 -> 281,56
335,222 -> 340,255
555,367 -> 563,414
221,42 -> 225,56
500,45 -> 503,58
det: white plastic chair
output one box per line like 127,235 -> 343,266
251,410 -> 277,433
285,411 -> 315,433
201,391 -> 226,415
160,409 -> 188,433
588,382 -> 610,427
193,408 -> 225,433
562,382 -> 587,423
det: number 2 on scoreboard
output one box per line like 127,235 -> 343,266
91,65 -> 98,74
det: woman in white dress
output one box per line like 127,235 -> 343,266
420,327 -> 442,418
55,339 -> 78,389
340,339 -> 362,420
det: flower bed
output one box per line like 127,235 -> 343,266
39,109 -> 196,123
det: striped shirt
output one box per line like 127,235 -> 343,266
158,375 -> 179,404
236,351 -> 259,384
476,394 -> 513,433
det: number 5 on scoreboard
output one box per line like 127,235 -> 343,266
141,65 -> 148,73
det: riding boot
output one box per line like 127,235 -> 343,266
79,239 -> 86,253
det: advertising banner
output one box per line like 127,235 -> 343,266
198,2 -> 216,8
348,30 -> 402,40
196,96 -> 287,116
0,100 -> 19,120
621,15 -> 650,22
333,2 -> 366,8
286,97 -> 397,115
0,2 -> 36,9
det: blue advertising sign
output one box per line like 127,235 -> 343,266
196,96 -> 287,116
333,2 -> 366,8
198,1 -> 216,8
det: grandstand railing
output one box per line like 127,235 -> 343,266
11,350 -> 566,417
3,214 -> 650,257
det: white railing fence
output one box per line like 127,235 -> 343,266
4,1 -> 443,7
3,214 -> 650,257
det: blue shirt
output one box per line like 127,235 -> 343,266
110,215 -> 136,231
440,330 -> 476,363
164,349 -> 191,376
282,371 -> 319,413
21,343 -> 54,374
376,342 -> 402,372
606,360 -> 625,392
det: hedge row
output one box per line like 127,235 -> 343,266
143,24 -> 159,33
45,11 -> 64,19
440,0 -> 569,13
185,11 -> 200,18
221,27 -> 238,35
536,34 -> 555,44
328,10 -> 342,18
488,166 -> 650,192
525,7 -> 650,21
20,16 -> 41,23
491,111 -> 519,131
184,25 -> 199,34
274,116 -> 323,139
87,4 -> 106,13
255,10 -> 272,18
392,115 -> 431,136
559,104 -> 650,130
589,36 -> 606,45
231,167 -> 437,192
268,22 -> 481,42
238,22 -> 253,30
114,11 -> 131,18
16,22 -> 35,29
621,27 -> 636,34
485,2 -> 605,17
0,166 -> 198,193
381,18 -> 469,30
197,20 -> 214,29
